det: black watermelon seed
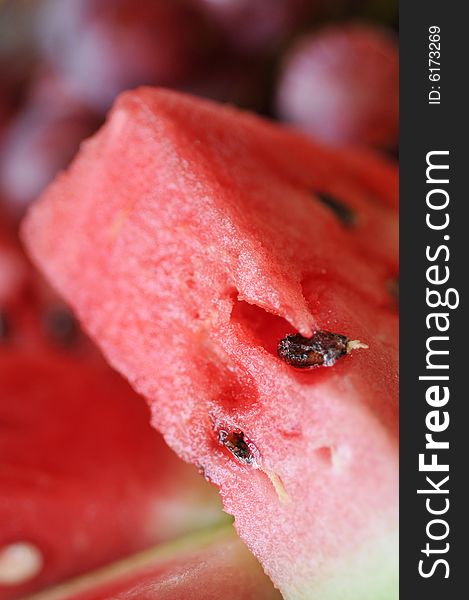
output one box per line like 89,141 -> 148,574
387,278 -> 399,302
316,193 -> 357,228
0,310 -> 10,342
218,429 -> 255,465
42,306 -> 79,348
278,331 -> 349,368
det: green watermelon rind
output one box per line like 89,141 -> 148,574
25,522 -> 276,600
287,528 -> 398,600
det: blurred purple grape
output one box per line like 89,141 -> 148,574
36,0 -> 213,111
0,1 -> 38,130
190,0 -> 315,54
275,23 -> 399,149
0,73 -> 100,217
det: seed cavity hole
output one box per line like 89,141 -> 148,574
217,427 -> 258,466
0,542 -> 43,585
230,299 -> 292,357
215,423 -> 292,504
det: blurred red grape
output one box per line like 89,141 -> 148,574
275,23 -> 398,149
36,0 -> 213,111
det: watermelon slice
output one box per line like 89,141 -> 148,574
23,88 -> 398,599
0,350 -> 222,599
25,525 -> 280,600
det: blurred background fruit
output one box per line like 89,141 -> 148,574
275,24 -> 398,149
23,526 -> 281,600
0,350 -> 224,599
0,72 -> 100,217
35,0 -> 214,111
188,0 -> 316,54
0,0 -> 397,221
0,0 -> 37,130
0,218 -> 97,354
0,1 -> 398,597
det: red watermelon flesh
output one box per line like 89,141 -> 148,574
26,525 -> 280,600
23,88 -> 398,599
0,350 -> 223,599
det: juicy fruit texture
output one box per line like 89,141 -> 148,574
276,24 -> 399,149
26,525 -> 280,600
0,350 -> 222,599
23,88 -> 398,599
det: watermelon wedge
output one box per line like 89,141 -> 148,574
26,525 -> 280,600
23,88 -> 398,599
0,350 -> 222,599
